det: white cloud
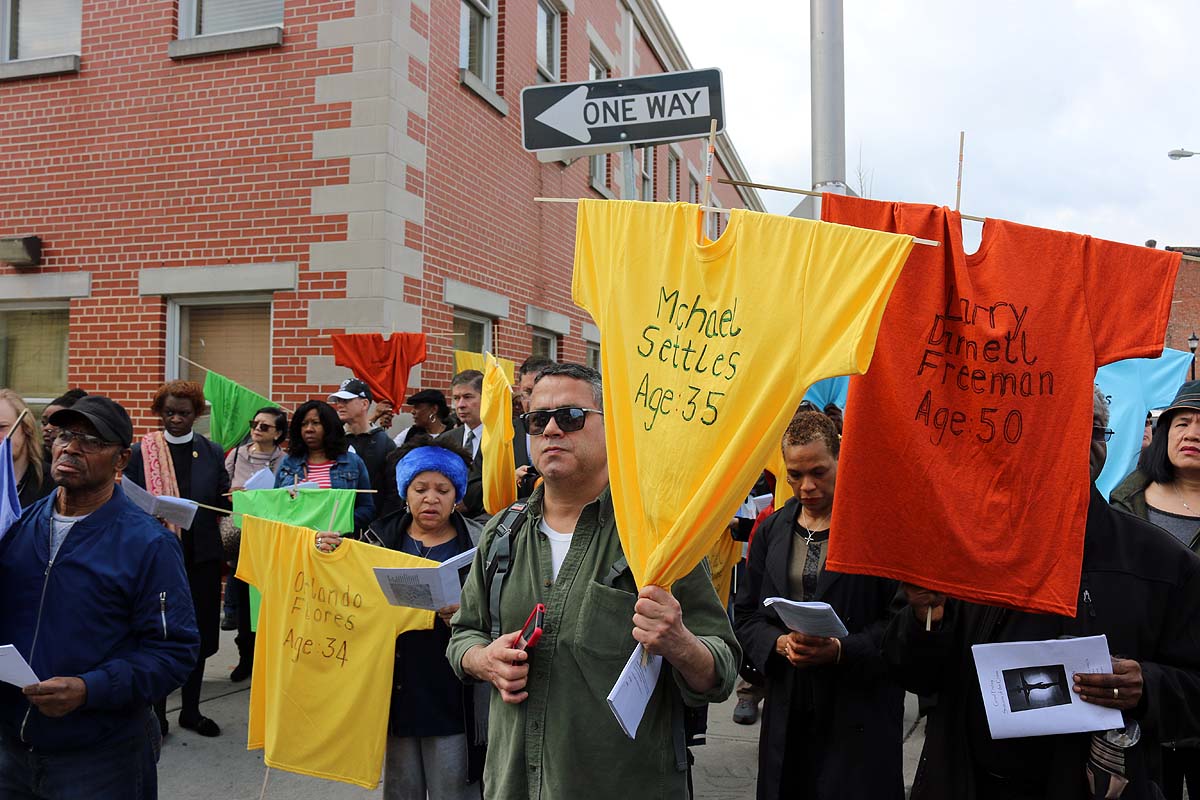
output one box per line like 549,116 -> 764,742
656,0 -> 1200,247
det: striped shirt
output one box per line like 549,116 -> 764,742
306,461 -> 334,488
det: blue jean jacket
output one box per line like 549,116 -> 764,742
274,451 -> 375,530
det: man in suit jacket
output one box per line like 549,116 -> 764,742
439,370 -> 486,519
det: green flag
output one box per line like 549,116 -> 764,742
232,488 -> 357,631
203,370 -> 272,451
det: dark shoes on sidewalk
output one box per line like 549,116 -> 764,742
179,715 -> 221,737
230,662 -> 252,683
732,698 -> 760,725
220,615 -> 237,631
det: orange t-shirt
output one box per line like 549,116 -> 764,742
822,194 -> 1180,615
331,332 -> 427,406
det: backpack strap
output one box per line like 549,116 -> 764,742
601,555 -> 630,588
485,501 -> 529,640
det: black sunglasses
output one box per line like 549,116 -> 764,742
1092,426 -> 1114,442
521,407 -> 603,436
250,421 -> 277,432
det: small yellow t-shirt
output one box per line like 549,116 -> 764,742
572,200 -> 914,589
237,516 -> 436,789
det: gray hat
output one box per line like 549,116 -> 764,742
48,395 -> 133,446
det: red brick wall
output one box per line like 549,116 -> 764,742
0,0 -> 357,429
1166,256 -> 1200,366
415,0 -> 750,392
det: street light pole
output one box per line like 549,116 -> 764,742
1189,331 -> 1199,380
1168,149 -> 1197,160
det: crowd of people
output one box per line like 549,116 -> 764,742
1,358 -> 1199,800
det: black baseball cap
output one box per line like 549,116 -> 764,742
48,396 -> 134,447
406,389 -> 449,414
329,378 -> 372,402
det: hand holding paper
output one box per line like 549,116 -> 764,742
1074,657 -> 1143,712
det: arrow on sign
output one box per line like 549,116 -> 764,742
534,85 -> 712,144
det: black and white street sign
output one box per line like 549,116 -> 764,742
521,68 -> 724,153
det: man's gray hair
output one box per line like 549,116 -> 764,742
450,369 -> 484,392
1094,385 -> 1110,427
534,363 -> 603,409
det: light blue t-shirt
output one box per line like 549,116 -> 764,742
1095,348 -> 1192,498
803,376 -> 849,411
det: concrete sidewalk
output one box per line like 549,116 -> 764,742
158,630 -> 924,799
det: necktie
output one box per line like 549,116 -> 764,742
464,428 -> 476,457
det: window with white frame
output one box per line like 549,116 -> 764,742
535,0 -> 559,82
171,299 -> 273,398
0,306 -> 69,404
689,174 -> 700,205
706,198 -> 724,240
639,146 -> 655,201
1,0 -> 81,61
453,311 -> 492,355
459,0 -> 493,85
178,0 -> 283,38
585,343 -> 601,372
667,152 -> 679,202
588,55 -> 609,191
530,331 -> 557,361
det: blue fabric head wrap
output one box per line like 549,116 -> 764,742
395,445 -> 469,503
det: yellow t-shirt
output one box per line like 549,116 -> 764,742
572,200 -> 913,589
236,516 -> 436,789
481,352 -> 518,514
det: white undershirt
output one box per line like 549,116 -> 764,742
539,519 -> 573,582
163,430 -> 194,444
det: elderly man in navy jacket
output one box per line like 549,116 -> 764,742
0,396 -> 198,800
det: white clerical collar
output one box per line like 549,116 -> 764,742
164,431 -> 194,444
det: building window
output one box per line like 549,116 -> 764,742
178,0 -> 283,38
639,147 -> 655,201
459,0 -> 493,86
1,0 -> 81,61
667,153 -> 679,202
706,199 -> 723,241
689,174 -> 700,205
531,331 -> 557,361
172,301 -> 273,399
0,307 -> 68,403
536,0 -> 559,82
453,311 -> 492,355
588,55 -> 609,192
586,343 -> 601,372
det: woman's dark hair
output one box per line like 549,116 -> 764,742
1139,410 -> 1180,484
49,388 -> 88,408
288,400 -> 347,459
254,406 -> 288,445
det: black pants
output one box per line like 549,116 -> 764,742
154,658 -> 206,724
233,576 -> 255,666
1162,746 -> 1200,800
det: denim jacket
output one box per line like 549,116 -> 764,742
274,450 -> 375,530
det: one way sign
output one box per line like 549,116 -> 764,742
521,68 -> 724,153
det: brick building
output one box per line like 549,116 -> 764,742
0,0 -> 762,430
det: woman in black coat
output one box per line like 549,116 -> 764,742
733,411 -> 904,800
125,380 -> 230,738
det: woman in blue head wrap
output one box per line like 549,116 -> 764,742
363,434 -> 484,799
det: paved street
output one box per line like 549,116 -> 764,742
159,630 -> 923,799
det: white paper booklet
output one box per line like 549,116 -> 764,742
122,478 -> 199,530
971,635 -> 1125,739
241,467 -> 276,492
0,645 -> 40,688
763,597 -> 849,638
607,643 -> 663,739
373,547 -> 477,610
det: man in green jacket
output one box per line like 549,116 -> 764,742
447,363 -> 739,799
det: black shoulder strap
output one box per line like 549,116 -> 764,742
486,501 -> 529,639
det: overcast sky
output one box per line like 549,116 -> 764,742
655,0 -> 1199,249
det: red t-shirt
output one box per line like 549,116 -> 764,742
822,194 -> 1180,615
